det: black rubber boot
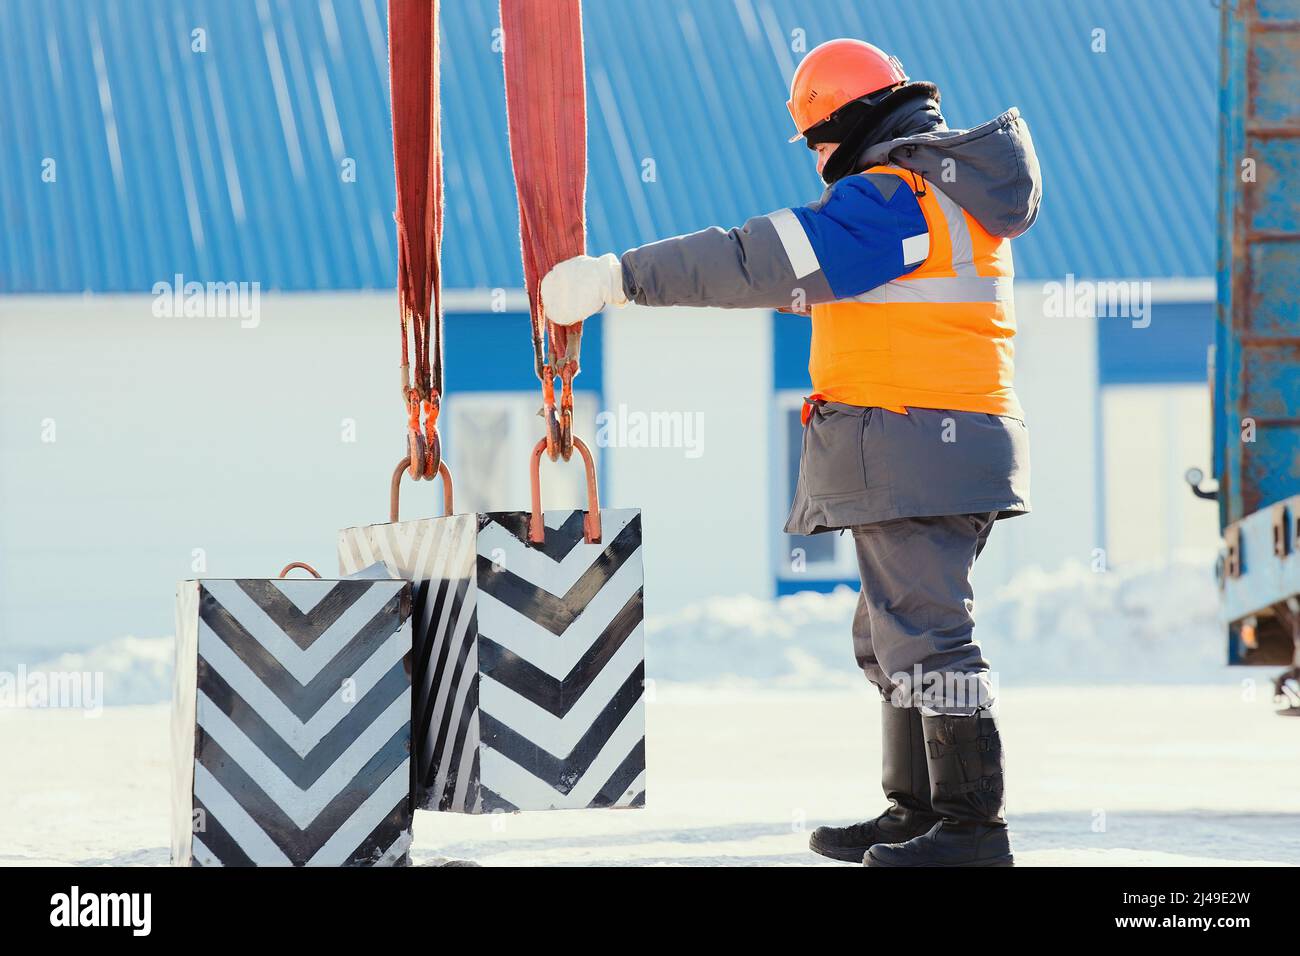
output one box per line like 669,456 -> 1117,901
865,710 -> 1014,867
809,701 -> 941,863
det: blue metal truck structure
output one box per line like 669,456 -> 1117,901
1208,0 -> 1300,692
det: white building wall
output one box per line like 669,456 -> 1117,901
0,293 -> 776,657
971,286 -> 1101,597
1100,384 -> 1219,567
601,303 -> 773,615
0,287 -> 1216,661
0,292 -> 403,657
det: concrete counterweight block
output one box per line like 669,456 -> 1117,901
171,577 -> 414,866
338,507 -> 646,814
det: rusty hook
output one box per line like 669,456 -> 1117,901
528,435 -> 601,546
278,562 -> 321,579
390,455 -> 454,523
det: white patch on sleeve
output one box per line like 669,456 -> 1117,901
902,232 -> 930,267
766,208 -> 820,279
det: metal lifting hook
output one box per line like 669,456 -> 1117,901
390,455 -> 454,523
528,434 -> 600,545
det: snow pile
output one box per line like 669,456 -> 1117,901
647,588 -> 863,689
8,555 -> 1232,707
24,636 -> 175,708
977,552 -> 1227,685
647,553 -> 1231,687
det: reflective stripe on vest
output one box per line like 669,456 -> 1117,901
807,165 -> 1022,418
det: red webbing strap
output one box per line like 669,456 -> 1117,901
389,0 -> 444,479
500,0 -> 588,460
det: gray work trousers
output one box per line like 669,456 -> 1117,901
851,512 -> 997,714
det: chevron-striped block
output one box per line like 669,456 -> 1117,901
339,508 -> 645,813
170,577 -> 414,866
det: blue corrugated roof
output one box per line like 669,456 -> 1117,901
0,0 -> 1217,292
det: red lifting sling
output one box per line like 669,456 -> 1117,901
500,0 -> 589,464
389,0 -> 446,483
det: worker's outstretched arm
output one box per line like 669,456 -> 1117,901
541,172 -> 930,324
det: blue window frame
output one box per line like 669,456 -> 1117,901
1097,299 -> 1213,386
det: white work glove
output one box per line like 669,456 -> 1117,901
540,253 -> 627,326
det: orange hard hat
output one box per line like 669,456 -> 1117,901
786,39 -> 908,142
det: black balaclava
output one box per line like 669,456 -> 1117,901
806,81 -> 944,185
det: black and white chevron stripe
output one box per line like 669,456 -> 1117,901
339,515 -> 480,812
338,508 -> 646,813
171,578 -> 414,866
474,508 -> 645,811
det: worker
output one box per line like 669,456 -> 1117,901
540,38 -> 1040,867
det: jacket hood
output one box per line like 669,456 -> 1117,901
817,82 -> 943,185
859,108 -> 1042,239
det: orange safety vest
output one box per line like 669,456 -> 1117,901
806,165 -> 1021,420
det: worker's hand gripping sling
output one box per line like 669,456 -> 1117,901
500,0 -> 589,464
390,0 -> 446,481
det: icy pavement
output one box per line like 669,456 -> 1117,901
1,683 -> 1297,867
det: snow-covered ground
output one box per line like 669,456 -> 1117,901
2,683 -> 1297,867
3,554 -> 1296,866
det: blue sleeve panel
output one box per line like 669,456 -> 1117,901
790,173 -> 929,300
